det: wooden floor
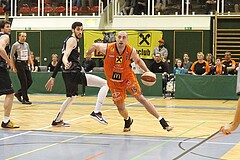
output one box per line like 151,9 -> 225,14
0,94 -> 239,160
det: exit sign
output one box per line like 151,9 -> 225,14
185,27 -> 192,30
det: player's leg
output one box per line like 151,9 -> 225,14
85,74 -> 109,125
52,96 -> 75,127
1,68 -> 19,128
1,93 -> 19,128
51,72 -> 77,127
109,81 -> 133,132
128,75 -> 173,131
115,102 -> 133,132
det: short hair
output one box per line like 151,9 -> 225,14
52,53 -> 58,58
207,53 -> 213,57
0,20 -> 11,29
225,51 -> 231,55
18,32 -> 26,36
71,22 -> 83,29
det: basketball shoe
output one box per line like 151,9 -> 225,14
1,120 -> 20,128
52,120 -> 70,127
123,117 -> 133,132
159,118 -> 173,131
90,111 -> 108,125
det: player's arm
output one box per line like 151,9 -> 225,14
231,100 -> 240,130
86,43 -> 107,58
45,54 -> 63,91
0,35 -> 11,67
131,48 -> 150,72
220,98 -> 240,134
62,37 -> 76,69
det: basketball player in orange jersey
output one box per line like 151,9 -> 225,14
86,31 -> 173,132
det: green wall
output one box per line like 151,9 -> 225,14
10,72 -> 238,100
10,30 -> 212,72
11,30 -> 84,66
175,74 -> 238,100
9,72 -> 163,96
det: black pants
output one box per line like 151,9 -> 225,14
15,62 -> 32,101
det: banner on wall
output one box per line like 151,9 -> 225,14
84,30 -> 163,59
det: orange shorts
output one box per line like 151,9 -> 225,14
107,73 -> 141,104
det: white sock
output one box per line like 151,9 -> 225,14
125,117 -> 130,120
94,83 -> 108,113
55,97 -> 74,122
158,116 -> 163,121
85,74 -> 109,113
3,116 -> 10,123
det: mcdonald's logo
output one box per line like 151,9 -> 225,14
112,72 -> 122,80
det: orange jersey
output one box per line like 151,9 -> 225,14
190,60 -> 210,75
104,43 -> 134,82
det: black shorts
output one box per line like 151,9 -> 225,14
0,67 -> 14,95
62,71 -> 87,97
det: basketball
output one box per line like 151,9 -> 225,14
141,72 -> 156,86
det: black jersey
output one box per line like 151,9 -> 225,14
0,33 -> 10,68
61,36 -> 81,71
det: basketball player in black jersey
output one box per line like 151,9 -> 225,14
0,20 -> 19,128
45,22 -> 108,126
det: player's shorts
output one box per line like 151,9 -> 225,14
107,73 -> 141,104
0,67 -> 14,95
62,71 -> 86,97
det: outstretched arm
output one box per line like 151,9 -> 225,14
220,98 -> 240,135
86,43 -> 107,58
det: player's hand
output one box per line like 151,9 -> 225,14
220,123 -> 233,135
64,61 -> 72,70
9,61 -> 14,70
12,67 -> 17,73
45,77 -> 55,92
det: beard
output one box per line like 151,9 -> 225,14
74,32 -> 81,39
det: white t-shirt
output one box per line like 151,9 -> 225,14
131,62 -> 143,74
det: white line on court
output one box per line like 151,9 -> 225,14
0,98 -> 153,141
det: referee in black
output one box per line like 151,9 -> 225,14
10,32 -> 32,104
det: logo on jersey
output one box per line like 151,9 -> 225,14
116,56 -> 123,63
110,48 -> 114,54
131,87 -> 137,93
112,72 -> 121,80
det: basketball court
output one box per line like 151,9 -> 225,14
0,95 -> 239,160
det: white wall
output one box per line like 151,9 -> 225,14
11,15 -> 211,30
110,15 -> 211,30
11,16 -> 101,30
